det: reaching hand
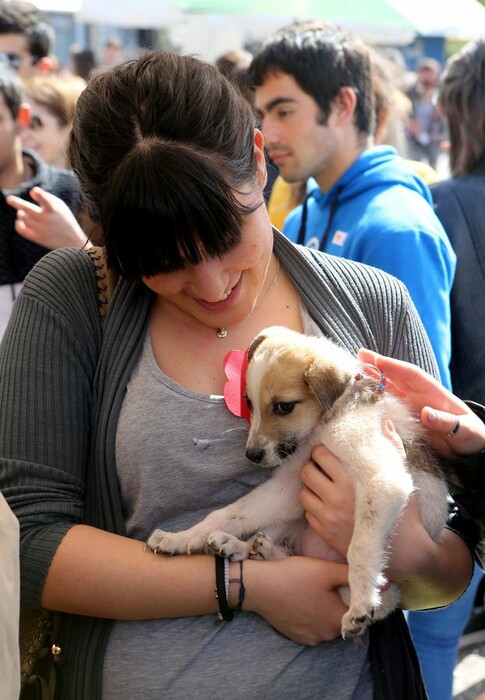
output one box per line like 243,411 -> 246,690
358,349 -> 485,457
7,187 -> 89,250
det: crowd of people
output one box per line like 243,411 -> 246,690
0,2 -> 484,700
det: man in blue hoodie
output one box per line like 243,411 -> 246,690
249,22 -> 454,389
249,22 -> 478,700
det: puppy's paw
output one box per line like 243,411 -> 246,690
205,530 -> 251,561
146,529 -> 190,555
249,532 -> 289,560
341,606 -> 375,640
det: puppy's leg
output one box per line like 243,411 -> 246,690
146,465 -> 303,558
340,441 -> 414,639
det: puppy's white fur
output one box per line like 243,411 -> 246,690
147,326 -> 448,639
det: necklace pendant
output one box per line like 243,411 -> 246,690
216,327 -> 228,339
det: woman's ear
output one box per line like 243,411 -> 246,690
253,128 -> 268,189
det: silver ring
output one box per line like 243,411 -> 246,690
446,416 -> 460,438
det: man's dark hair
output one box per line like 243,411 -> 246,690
0,63 -> 23,118
248,22 -> 375,135
0,0 -> 53,61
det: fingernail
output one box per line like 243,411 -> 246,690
385,419 -> 395,432
427,410 -> 437,423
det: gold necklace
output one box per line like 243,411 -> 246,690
215,258 -> 280,339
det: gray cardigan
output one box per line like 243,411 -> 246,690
0,231 -> 439,698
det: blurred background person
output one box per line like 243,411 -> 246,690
0,64 -> 81,337
21,73 -> 85,168
431,39 -> 485,423
68,44 -> 97,82
102,37 -> 124,68
406,57 -> 446,168
0,0 -> 55,81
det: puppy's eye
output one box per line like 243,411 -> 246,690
274,401 -> 296,415
245,394 -> 252,412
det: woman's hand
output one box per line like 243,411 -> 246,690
6,187 -> 89,250
244,556 -> 349,645
358,348 -> 485,457
299,445 -> 355,560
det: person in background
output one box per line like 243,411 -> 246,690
267,45 -> 439,232
249,22 -> 478,700
21,73 -> 86,168
406,58 -> 446,169
68,45 -> 97,82
0,49 -> 473,700
0,0 -> 55,81
250,22 -> 453,386
103,37 -> 123,67
431,39 -> 485,407
0,64 -> 81,338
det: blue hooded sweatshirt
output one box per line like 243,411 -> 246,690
284,145 -> 456,387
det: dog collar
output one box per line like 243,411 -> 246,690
223,349 -> 251,422
354,364 -> 387,394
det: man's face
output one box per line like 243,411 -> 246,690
254,71 -> 338,188
0,92 -> 20,173
0,33 -> 36,81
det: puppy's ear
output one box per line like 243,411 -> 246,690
305,359 -> 351,410
247,333 -> 267,363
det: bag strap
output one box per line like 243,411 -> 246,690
86,246 -> 118,325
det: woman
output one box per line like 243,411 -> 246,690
0,51 -> 473,700
21,74 -> 86,169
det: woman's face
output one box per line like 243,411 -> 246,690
21,101 -> 71,168
142,187 -> 274,334
143,129 -> 272,334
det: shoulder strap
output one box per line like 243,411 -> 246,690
86,246 -> 118,325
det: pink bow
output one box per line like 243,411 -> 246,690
223,349 -> 250,422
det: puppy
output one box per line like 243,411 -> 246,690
147,326 -> 449,638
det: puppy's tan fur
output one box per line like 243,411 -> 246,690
147,326 -> 448,638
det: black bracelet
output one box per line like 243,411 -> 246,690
215,555 -> 234,622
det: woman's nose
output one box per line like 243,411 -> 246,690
190,259 -> 229,301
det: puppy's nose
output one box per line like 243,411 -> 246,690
246,447 -> 265,464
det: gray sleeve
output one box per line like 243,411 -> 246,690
0,249 -> 101,605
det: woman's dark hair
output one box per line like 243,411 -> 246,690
439,40 -> 485,176
68,51 -> 259,279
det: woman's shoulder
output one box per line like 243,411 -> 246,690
18,248 -> 101,337
23,247 -> 96,301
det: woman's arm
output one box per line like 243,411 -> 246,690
42,523 -> 349,646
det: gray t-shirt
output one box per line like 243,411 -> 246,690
103,308 -> 373,699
